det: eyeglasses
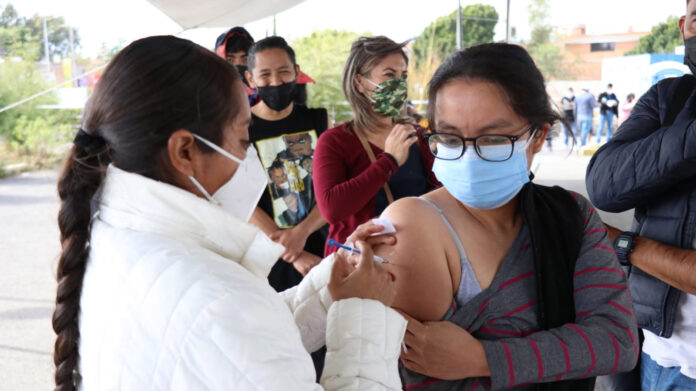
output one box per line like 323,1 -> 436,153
425,124 -> 537,162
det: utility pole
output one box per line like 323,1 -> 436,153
69,27 -> 76,87
42,17 -> 50,72
505,0 -> 511,43
273,15 -> 276,36
456,0 -> 462,50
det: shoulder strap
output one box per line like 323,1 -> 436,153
417,197 -> 466,260
663,75 -> 696,127
354,128 -> 395,204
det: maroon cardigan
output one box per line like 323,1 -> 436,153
313,122 -> 439,256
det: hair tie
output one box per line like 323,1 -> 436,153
73,128 -> 106,154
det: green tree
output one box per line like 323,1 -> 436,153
0,3 -> 80,61
626,16 -> 682,55
412,4 -> 498,67
526,0 -> 567,79
292,30 -> 365,123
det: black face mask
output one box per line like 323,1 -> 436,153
684,36 -> 696,75
257,80 -> 297,111
234,65 -> 250,87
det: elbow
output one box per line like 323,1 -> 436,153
585,177 -> 611,211
616,342 -> 639,373
586,169 -> 623,213
316,194 -> 345,224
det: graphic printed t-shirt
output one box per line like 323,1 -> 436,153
249,104 -> 329,259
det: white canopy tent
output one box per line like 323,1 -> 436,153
145,0 -> 306,29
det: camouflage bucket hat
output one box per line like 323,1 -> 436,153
369,77 -> 408,117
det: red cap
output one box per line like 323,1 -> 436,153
297,70 -> 315,84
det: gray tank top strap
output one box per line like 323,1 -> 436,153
417,197 -> 481,312
417,197 -> 466,260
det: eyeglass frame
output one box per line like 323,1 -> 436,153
423,124 -> 539,162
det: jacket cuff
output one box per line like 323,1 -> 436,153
377,152 -> 399,177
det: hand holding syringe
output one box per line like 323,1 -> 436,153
328,238 -> 389,264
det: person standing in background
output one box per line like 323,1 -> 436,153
214,26 -> 259,106
244,36 -> 330,288
575,87 -> 597,146
596,83 -> 619,144
313,36 -> 439,256
244,35 -> 332,380
619,93 -> 636,125
560,87 -> 577,147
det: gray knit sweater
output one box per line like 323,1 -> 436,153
401,193 -> 639,390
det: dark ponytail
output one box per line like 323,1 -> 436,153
51,35 -> 243,390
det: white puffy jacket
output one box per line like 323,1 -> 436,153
78,165 -> 406,390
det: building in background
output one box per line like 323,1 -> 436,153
561,25 -> 649,80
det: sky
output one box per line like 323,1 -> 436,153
6,0 -> 687,59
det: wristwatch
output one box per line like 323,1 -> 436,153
613,231 -> 637,266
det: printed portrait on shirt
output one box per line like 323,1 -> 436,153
255,129 -> 318,228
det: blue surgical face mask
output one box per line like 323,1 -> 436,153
432,139 -> 533,210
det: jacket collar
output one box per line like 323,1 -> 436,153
97,165 -> 283,279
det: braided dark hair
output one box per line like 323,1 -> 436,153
52,35 -> 243,390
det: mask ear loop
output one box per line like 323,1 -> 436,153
188,175 -> 219,205
192,134 -> 244,164
521,127 -> 539,151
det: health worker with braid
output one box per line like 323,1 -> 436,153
51,35 -> 405,391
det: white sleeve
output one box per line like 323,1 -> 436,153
171,287 -> 322,391
172,281 -> 406,391
321,298 -> 407,391
280,254 -> 336,353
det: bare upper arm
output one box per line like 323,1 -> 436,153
372,197 -> 462,322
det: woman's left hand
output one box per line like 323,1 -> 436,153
399,311 -> 490,380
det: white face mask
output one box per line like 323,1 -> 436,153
188,134 -> 267,222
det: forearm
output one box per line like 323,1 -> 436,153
631,236 -> 696,294
296,206 -> 326,237
606,224 -> 696,294
249,207 -> 279,236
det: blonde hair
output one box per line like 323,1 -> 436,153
342,36 -> 409,133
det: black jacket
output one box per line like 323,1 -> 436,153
586,75 -> 696,337
597,91 -> 619,116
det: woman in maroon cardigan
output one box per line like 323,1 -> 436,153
313,36 -> 438,256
